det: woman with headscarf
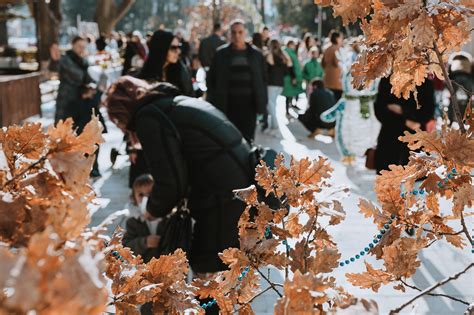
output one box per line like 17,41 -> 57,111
139,29 -> 193,96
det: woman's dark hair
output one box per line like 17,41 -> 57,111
105,76 -> 180,130
252,32 -> 263,49
270,39 -> 286,64
96,36 -> 107,51
139,30 -> 184,92
72,35 -> 86,45
330,31 -> 342,45
311,78 -> 324,89
304,32 -> 313,50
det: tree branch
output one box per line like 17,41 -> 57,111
460,210 -> 473,245
233,286 -> 274,313
390,263 -> 474,314
113,0 -> 135,25
400,279 -> 470,306
432,41 -> 466,133
1,154 -> 48,189
255,268 -> 283,298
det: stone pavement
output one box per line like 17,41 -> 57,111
46,94 -> 472,314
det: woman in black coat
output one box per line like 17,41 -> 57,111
374,77 -> 435,173
139,29 -> 193,96
106,76 -> 254,274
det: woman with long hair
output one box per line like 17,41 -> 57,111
265,39 -> 291,134
139,29 -> 193,96
298,32 -> 316,66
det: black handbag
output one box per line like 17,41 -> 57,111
157,199 -> 193,255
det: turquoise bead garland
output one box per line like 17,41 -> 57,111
201,266 -> 251,309
104,241 -> 126,263
338,214 -> 397,267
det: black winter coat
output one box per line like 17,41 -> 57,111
207,43 -> 268,116
374,77 -> 435,173
298,87 -> 336,132
199,33 -> 226,68
132,96 -> 254,272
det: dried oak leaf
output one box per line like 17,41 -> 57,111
274,271 -> 331,314
370,227 -> 402,259
359,199 -> 387,229
399,128 -> 443,155
0,123 -> 47,168
234,185 -> 258,206
411,12 -> 436,48
332,0 -> 372,25
382,237 -> 427,278
308,247 -> 341,274
443,129 -> 474,167
389,0 -> 422,20
291,156 -> 332,187
452,182 -> 474,218
286,212 -> 303,237
219,248 -> 250,292
48,116 -> 103,155
255,161 -> 274,197
346,262 -> 393,292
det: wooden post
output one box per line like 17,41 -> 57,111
32,0 -> 41,71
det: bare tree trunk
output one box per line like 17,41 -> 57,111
94,0 -> 135,37
0,11 -> 7,47
29,0 -> 61,69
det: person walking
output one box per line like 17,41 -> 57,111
207,19 -> 268,142
139,29 -> 193,96
106,76 -> 259,313
374,76 -> 435,173
198,23 -> 226,71
322,31 -> 344,101
282,39 -> 304,117
265,39 -> 291,134
55,35 -> 105,177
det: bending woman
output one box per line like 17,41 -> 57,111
105,76 -> 254,275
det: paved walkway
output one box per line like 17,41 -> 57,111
78,95 -> 472,314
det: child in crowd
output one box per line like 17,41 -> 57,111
122,174 -> 162,263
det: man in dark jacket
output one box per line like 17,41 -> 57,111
106,77 -> 255,275
298,79 -> 336,136
207,19 -> 268,142
199,23 -> 226,70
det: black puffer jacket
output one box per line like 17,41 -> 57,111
132,96 -> 254,272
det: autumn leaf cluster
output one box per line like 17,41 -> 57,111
194,155 -> 353,314
316,0 -> 473,99
347,121 -> 473,293
0,119 -> 197,314
0,118 -> 109,314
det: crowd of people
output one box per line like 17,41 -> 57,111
52,19 -> 473,314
